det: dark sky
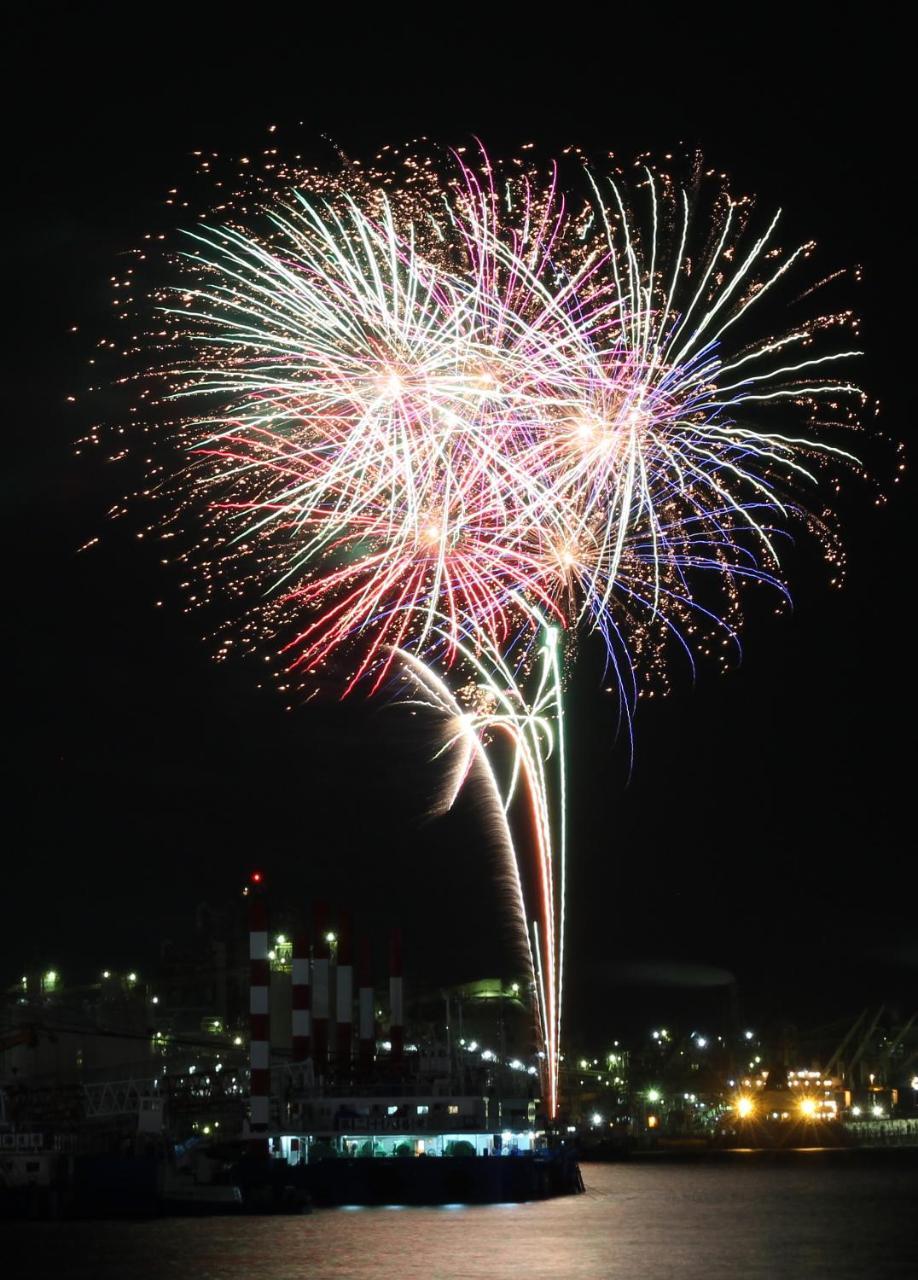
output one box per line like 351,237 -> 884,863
3,6 -> 913,1043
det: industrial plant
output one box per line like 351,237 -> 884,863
2,873 -> 915,1216
1,872 -> 576,1213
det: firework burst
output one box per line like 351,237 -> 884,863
119,140 -> 865,1118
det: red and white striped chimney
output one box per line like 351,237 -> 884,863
312,901 -> 330,1073
291,930 -> 311,1064
358,935 -> 375,1074
335,912 -> 353,1071
247,873 -> 270,1139
389,928 -> 404,1067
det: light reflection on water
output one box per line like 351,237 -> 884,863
11,1153 -> 918,1280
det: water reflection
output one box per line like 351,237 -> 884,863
9,1152 -> 918,1280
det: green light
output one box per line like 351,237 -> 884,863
647,1089 -> 661,1103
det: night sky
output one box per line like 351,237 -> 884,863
4,7 -> 913,1044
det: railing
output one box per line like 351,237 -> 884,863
82,1076 -> 159,1119
330,1116 -> 483,1136
845,1118 -> 918,1146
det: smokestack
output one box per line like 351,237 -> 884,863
336,911 -> 353,1071
389,928 -> 404,1067
312,901 -> 330,1073
358,935 -> 375,1074
247,874 -> 270,1142
291,930 -> 311,1064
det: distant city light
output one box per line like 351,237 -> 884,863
647,1089 -> 661,1103
872,1105 -> 884,1118
744,1030 -> 754,1040
276,934 -> 287,945
233,1036 -> 242,1046
590,1112 -> 602,1126
852,1106 -> 862,1117
695,1036 -> 708,1049
102,971 -> 111,979
127,972 -> 137,983
736,1097 -> 755,1118
799,1098 -> 817,1117
325,931 -> 337,944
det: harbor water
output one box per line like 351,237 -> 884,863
7,1149 -> 918,1279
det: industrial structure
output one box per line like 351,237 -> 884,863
3,872 -> 916,1208
1,872 -> 563,1210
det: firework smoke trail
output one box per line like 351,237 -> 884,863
138,141 -> 864,1118
393,608 -> 566,1118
